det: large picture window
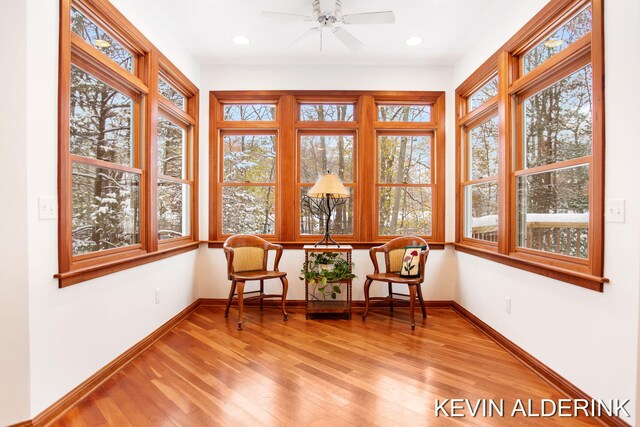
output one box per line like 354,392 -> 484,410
455,0 -> 604,290
210,92 -> 446,245
57,0 -> 199,287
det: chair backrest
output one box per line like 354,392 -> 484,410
223,235 -> 271,274
371,236 -> 430,280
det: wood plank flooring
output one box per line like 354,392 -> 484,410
51,305 -> 603,426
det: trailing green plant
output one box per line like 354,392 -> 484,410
300,252 -> 356,300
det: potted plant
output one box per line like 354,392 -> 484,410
300,252 -> 356,300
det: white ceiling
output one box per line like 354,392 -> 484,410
130,0 -> 520,66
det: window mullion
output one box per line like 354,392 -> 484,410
146,51 -> 159,253
497,51 -> 513,255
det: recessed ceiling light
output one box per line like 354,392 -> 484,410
405,36 -> 423,46
232,36 -> 250,45
94,39 -> 111,48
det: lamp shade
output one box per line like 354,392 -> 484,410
307,173 -> 350,199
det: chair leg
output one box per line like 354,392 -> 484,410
225,280 -> 237,318
259,280 -> 264,311
362,278 -> 372,320
416,283 -> 427,318
409,284 -> 417,330
236,281 -> 245,331
388,283 -> 394,313
280,276 -> 289,321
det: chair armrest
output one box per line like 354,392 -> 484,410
266,242 -> 284,271
223,246 -> 234,280
419,245 -> 430,282
369,245 -> 386,274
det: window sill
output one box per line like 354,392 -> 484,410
207,241 -> 447,250
55,241 -> 201,288
453,243 -> 608,292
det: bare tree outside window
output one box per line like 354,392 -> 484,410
300,104 -> 354,121
224,104 -> 276,121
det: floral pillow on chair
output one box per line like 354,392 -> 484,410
399,246 -> 424,278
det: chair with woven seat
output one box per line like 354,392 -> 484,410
362,236 -> 430,330
223,234 -> 288,330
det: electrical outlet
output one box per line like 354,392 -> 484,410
606,199 -> 625,223
505,296 -> 511,314
38,196 -> 57,220
155,288 -> 160,304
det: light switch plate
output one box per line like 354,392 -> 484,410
38,196 -> 57,220
606,199 -> 625,223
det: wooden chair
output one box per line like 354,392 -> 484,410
223,235 -> 288,330
362,236 -> 430,330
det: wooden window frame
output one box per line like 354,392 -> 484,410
374,130 -> 436,240
217,130 -> 279,239
296,129 -> 358,243
209,91 -> 446,248
455,0 -> 607,291
56,0 -> 199,287
458,108 -> 500,249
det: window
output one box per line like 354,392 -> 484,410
299,133 -> 355,236
455,0 -> 605,291
522,5 -> 592,74
223,104 -> 276,121
210,92 -> 446,245
158,77 -> 186,110
378,105 -> 431,122
57,0 -> 199,287
516,65 -> 592,259
70,7 -> 134,72
299,104 -> 355,121
469,78 -> 498,111
462,116 -> 499,243
220,133 -> 277,235
377,133 -> 433,236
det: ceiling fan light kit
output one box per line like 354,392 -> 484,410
261,0 -> 396,52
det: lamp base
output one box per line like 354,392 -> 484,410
314,232 -> 340,248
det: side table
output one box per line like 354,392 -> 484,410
303,245 -> 353,319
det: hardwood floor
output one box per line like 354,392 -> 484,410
52,305 -> 602,426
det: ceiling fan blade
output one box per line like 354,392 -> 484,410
312,0 -> 322,17
260,11 -> 314,21
289,27 -> 320,50
334,0 -> 343,16
333,27 -> 364,51
341,11 -> 395,25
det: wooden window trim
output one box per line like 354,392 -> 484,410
57,0 -> 199,287
459,110 -> 500,248
217,130 -> 279,239
209,90 -> 446,246
455,0 -> 607,291
374,130 -> 435,240
296,129 -> 358,242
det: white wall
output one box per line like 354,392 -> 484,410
196,64 -> 459,301
453,0 -> 640,424
24,0 -> 203,417
0,0 -> 31,424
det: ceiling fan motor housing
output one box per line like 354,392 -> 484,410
318,14 -> 338,27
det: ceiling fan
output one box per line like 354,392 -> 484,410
260,0 -> 395,52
